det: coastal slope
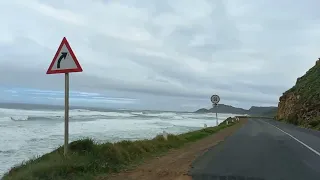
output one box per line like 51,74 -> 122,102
277,59 -> 320,130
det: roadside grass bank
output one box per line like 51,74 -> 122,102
277,117 -> 320,131
254,113 -> 320,131
3,117 -> 242,180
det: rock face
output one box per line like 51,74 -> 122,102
277,59 -> 320,127
277,92 -> 298,120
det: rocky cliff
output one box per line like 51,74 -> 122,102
277,59 -> 320,129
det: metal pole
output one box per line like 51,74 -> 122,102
215,104 -> 218,126
64,73 -> 69,157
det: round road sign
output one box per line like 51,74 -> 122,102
211,95 -> 220,104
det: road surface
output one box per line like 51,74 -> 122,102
190,118 -> 320,180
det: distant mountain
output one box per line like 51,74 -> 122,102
195,108 -> 211,113
248,106 -> 278,116
261,108 -> 278,117
195,104 -> 277,116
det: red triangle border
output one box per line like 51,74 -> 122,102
46,37 -> 83,74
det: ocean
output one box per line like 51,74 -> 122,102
0,105 -> 237,176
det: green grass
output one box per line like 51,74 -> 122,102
278,61 -> 320,126
285,63 -> 320,103
275,117 -> 320,131
298,116 -> 320,130
3,119 -> 238,180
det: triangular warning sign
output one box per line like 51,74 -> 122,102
46,37 -> 83,74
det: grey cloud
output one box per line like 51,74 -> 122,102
1,0 -> 319,111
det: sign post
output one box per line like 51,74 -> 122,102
46,37 -> 83,157
211,95 -> 220,126
64,73 -> 69,156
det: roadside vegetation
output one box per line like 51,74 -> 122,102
279,116 -> 320,130
3,118 -> 240,180
285,63 -> 320,103
277,61 -> 320,131
306,117 -> 320,130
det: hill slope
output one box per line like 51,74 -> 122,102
195,104 -> 246,114
248,106 -> 276,115
195,104 -> 277,116
277,59 -> 320,129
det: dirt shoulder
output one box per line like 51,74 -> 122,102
99,119 -> 247,180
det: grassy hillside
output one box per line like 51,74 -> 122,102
285,63 -> 320,103
277,60 -> 320,129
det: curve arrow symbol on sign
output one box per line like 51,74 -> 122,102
57,52 -> 68,69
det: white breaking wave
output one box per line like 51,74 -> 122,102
0,107 -> 242,176
10,116 -> 29,121
1,108 -> 219,122
0,108 -> 139,122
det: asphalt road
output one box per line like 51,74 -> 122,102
190,118 -> 320,180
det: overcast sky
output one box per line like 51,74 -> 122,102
0,0 -> 319,111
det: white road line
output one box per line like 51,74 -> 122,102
261,120 -> 320,157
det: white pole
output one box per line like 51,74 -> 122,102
215,104 -> 218,126
64,73 -> 69,157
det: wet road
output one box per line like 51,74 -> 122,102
190,118 -> 320,180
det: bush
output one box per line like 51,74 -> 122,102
309,120 -> 320,127
286,113 -> 299,125
69,138 -> 95,153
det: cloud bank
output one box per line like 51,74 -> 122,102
1,0 -> 319,111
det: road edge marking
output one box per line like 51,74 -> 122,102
261,120 -> 320,156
